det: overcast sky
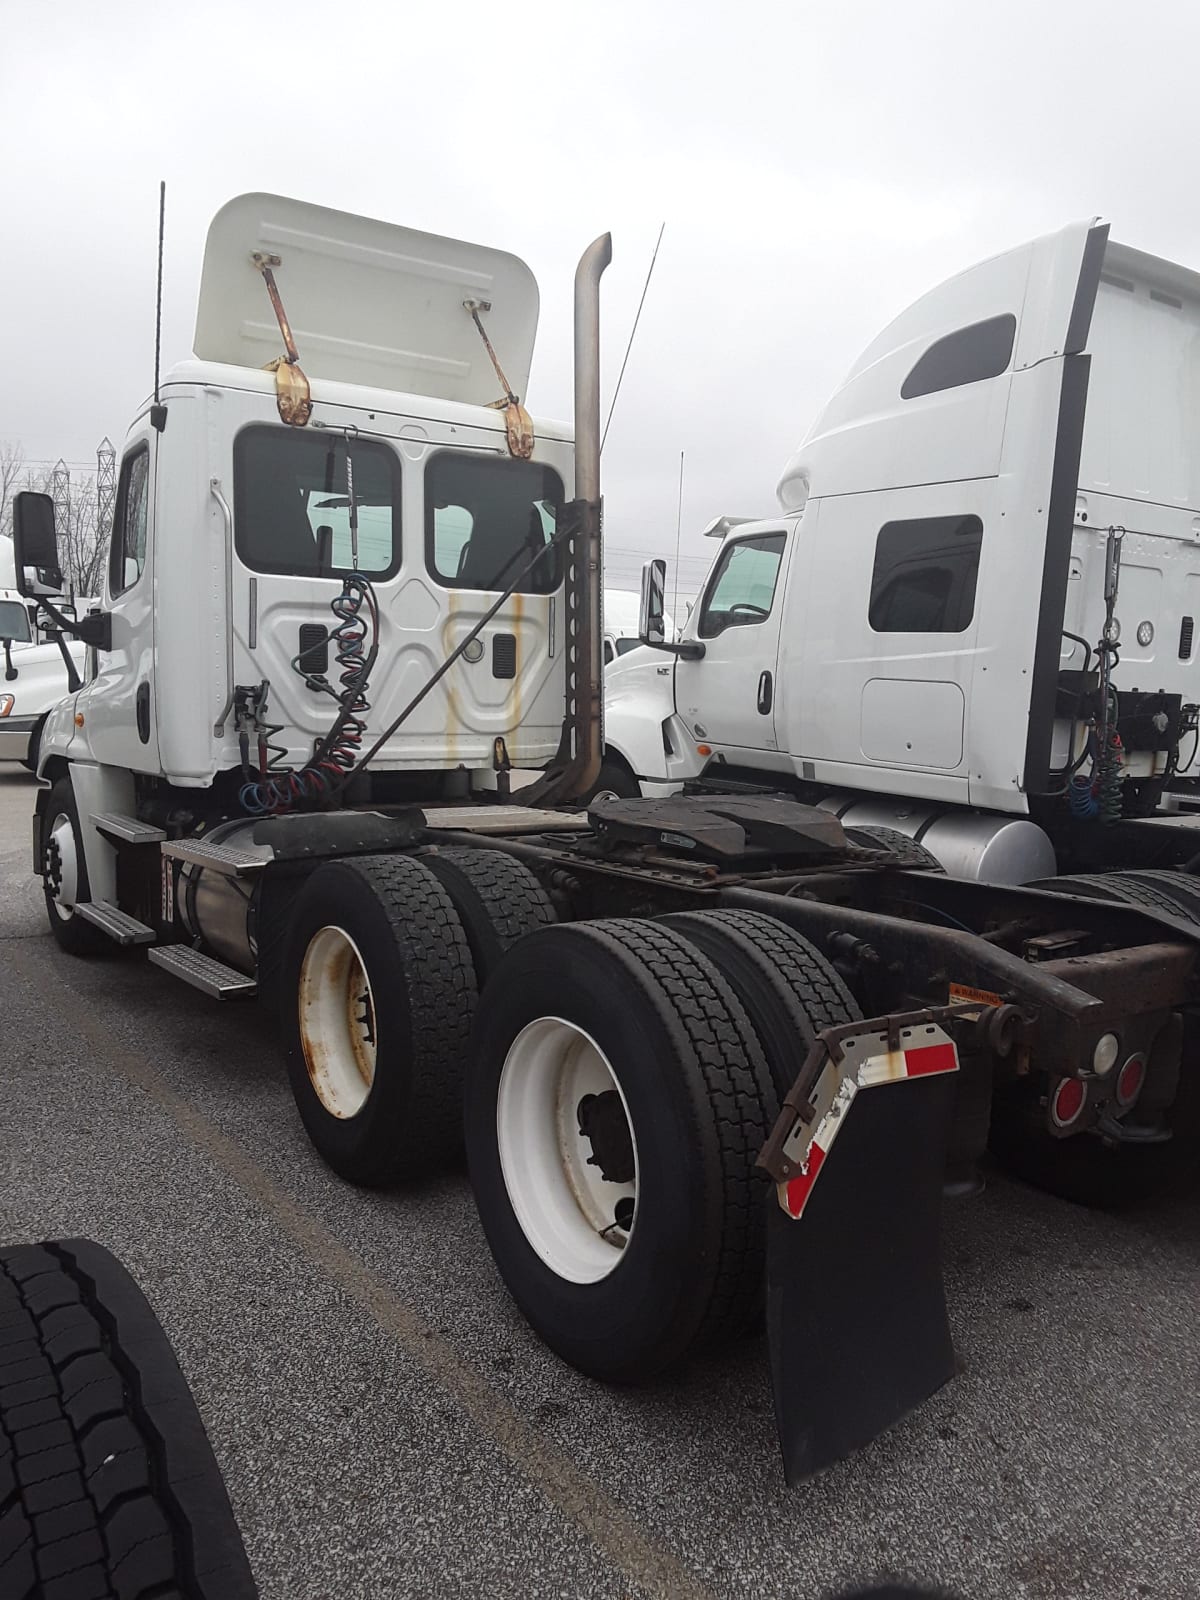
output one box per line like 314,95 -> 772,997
3,0 -> 1199,601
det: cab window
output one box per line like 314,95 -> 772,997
234,427 -> 401,578
426,453 -> 563,594
697,533 -> 786,638
108,447 -> 150,598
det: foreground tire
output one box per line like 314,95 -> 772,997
660,908 -> 861,1100
40,778 -> 107,957
424,848 -> 555,988
464,919 -> 777,1380
281,853 -> 477,1184
0,1239 -> 255,1600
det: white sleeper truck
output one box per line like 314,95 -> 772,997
14,197 -> 1200,1482
608,220 -> 1200,889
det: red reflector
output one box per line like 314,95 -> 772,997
783,1140 -> 827,1219
1051,1076 -> 1086,1128
904,1041 -> 958,1077
1116,1053 -> 1146,1109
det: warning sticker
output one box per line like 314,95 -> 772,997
949,981 -> 1004,1009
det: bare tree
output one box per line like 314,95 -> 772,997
0,442 -> 108,597
0,441 -> 24,541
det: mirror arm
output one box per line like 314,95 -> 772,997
637,637 -> 706,660
3,641 -> 16,682
30,595 -> 111,653
48,629 -> 82,694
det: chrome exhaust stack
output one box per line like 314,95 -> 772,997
570,233 -> 612,800
525,233 -> 611,808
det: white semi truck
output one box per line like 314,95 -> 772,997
13,196 -> 1200,1482
606,220 -> 1200,887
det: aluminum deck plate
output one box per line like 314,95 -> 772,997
420,805 -> 587,835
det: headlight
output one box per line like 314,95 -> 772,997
1092,1033 -> 1120,1076
0,695 -> 13,717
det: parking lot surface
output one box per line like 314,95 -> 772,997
1,768 -> 1197,1599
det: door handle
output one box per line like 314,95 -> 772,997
757,670 -> 773,715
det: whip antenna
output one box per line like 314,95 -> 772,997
601,221 -> 665,454
150,181 -> 167,432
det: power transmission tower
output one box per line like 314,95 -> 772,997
50,459 -> 72,589
96,438 -> 116,541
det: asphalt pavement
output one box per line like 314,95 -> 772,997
1,767 -> 1197,1600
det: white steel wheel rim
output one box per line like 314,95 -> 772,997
496,1016 -> 639,1284
46,812 -> 79,921
298,925 -> 378,1119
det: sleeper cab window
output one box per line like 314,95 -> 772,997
698,533 -> 786,639
109,446 -> 151,598
869,515 -> 983,634
900,314 -> 1017,400
426,453 -> 564,594
233,427 -> 401,579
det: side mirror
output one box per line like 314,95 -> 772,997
639,559 -> 667,647
12,492 -> 63,596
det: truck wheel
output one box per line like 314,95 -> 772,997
586,757 -> 640,802
845,824 -> 944,871
1031,872 -> 1186,916
281,853 -> 477,1185
40,778 -> 107,956
424,848 -> 555,988
464,918 -> 777,1380
0,1238 -> 256,1600
659,908 -> 861,1101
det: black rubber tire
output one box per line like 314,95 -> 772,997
1031,872 -> 1186,917
659,908 -> 861,1101
423,848 -> 555,988
1105,870 -> 1200,923
281,853 -> 477,1185
586,757 -> 641,802
845,824 -> 943,871
40,779 -> 107,957
464,918 -> 778,1380
0,1238 -> 256,1600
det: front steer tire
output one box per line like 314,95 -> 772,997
0,1238 -> 256,1600
464,918 -> 778,1382
40,778 -> 107,957
281,853 -> 477,1185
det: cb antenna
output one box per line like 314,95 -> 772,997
601,221 -> 665,455
150,181 -> 167,432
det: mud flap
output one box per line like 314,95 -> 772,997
761,1020 -> 961,1482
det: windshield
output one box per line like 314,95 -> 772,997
0,599 -> 32,644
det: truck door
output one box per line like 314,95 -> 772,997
674,527 -> 789,764
80,429 -> 158,770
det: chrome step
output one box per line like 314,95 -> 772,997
160,838 -> 269,877
148,946 -> 257,998
91,812 -> 167,844
74,901 -> 157,946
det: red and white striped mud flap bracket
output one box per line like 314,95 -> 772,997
757,1014 -> 965,1484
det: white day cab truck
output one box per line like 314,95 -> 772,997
12,196 -> 1200,1488
0,541 -> 87,765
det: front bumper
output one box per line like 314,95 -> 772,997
0,717 -> 38,763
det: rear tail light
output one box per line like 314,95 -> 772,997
1115,1053 -> 1147,1111
1050,1075 -> 1087,1128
